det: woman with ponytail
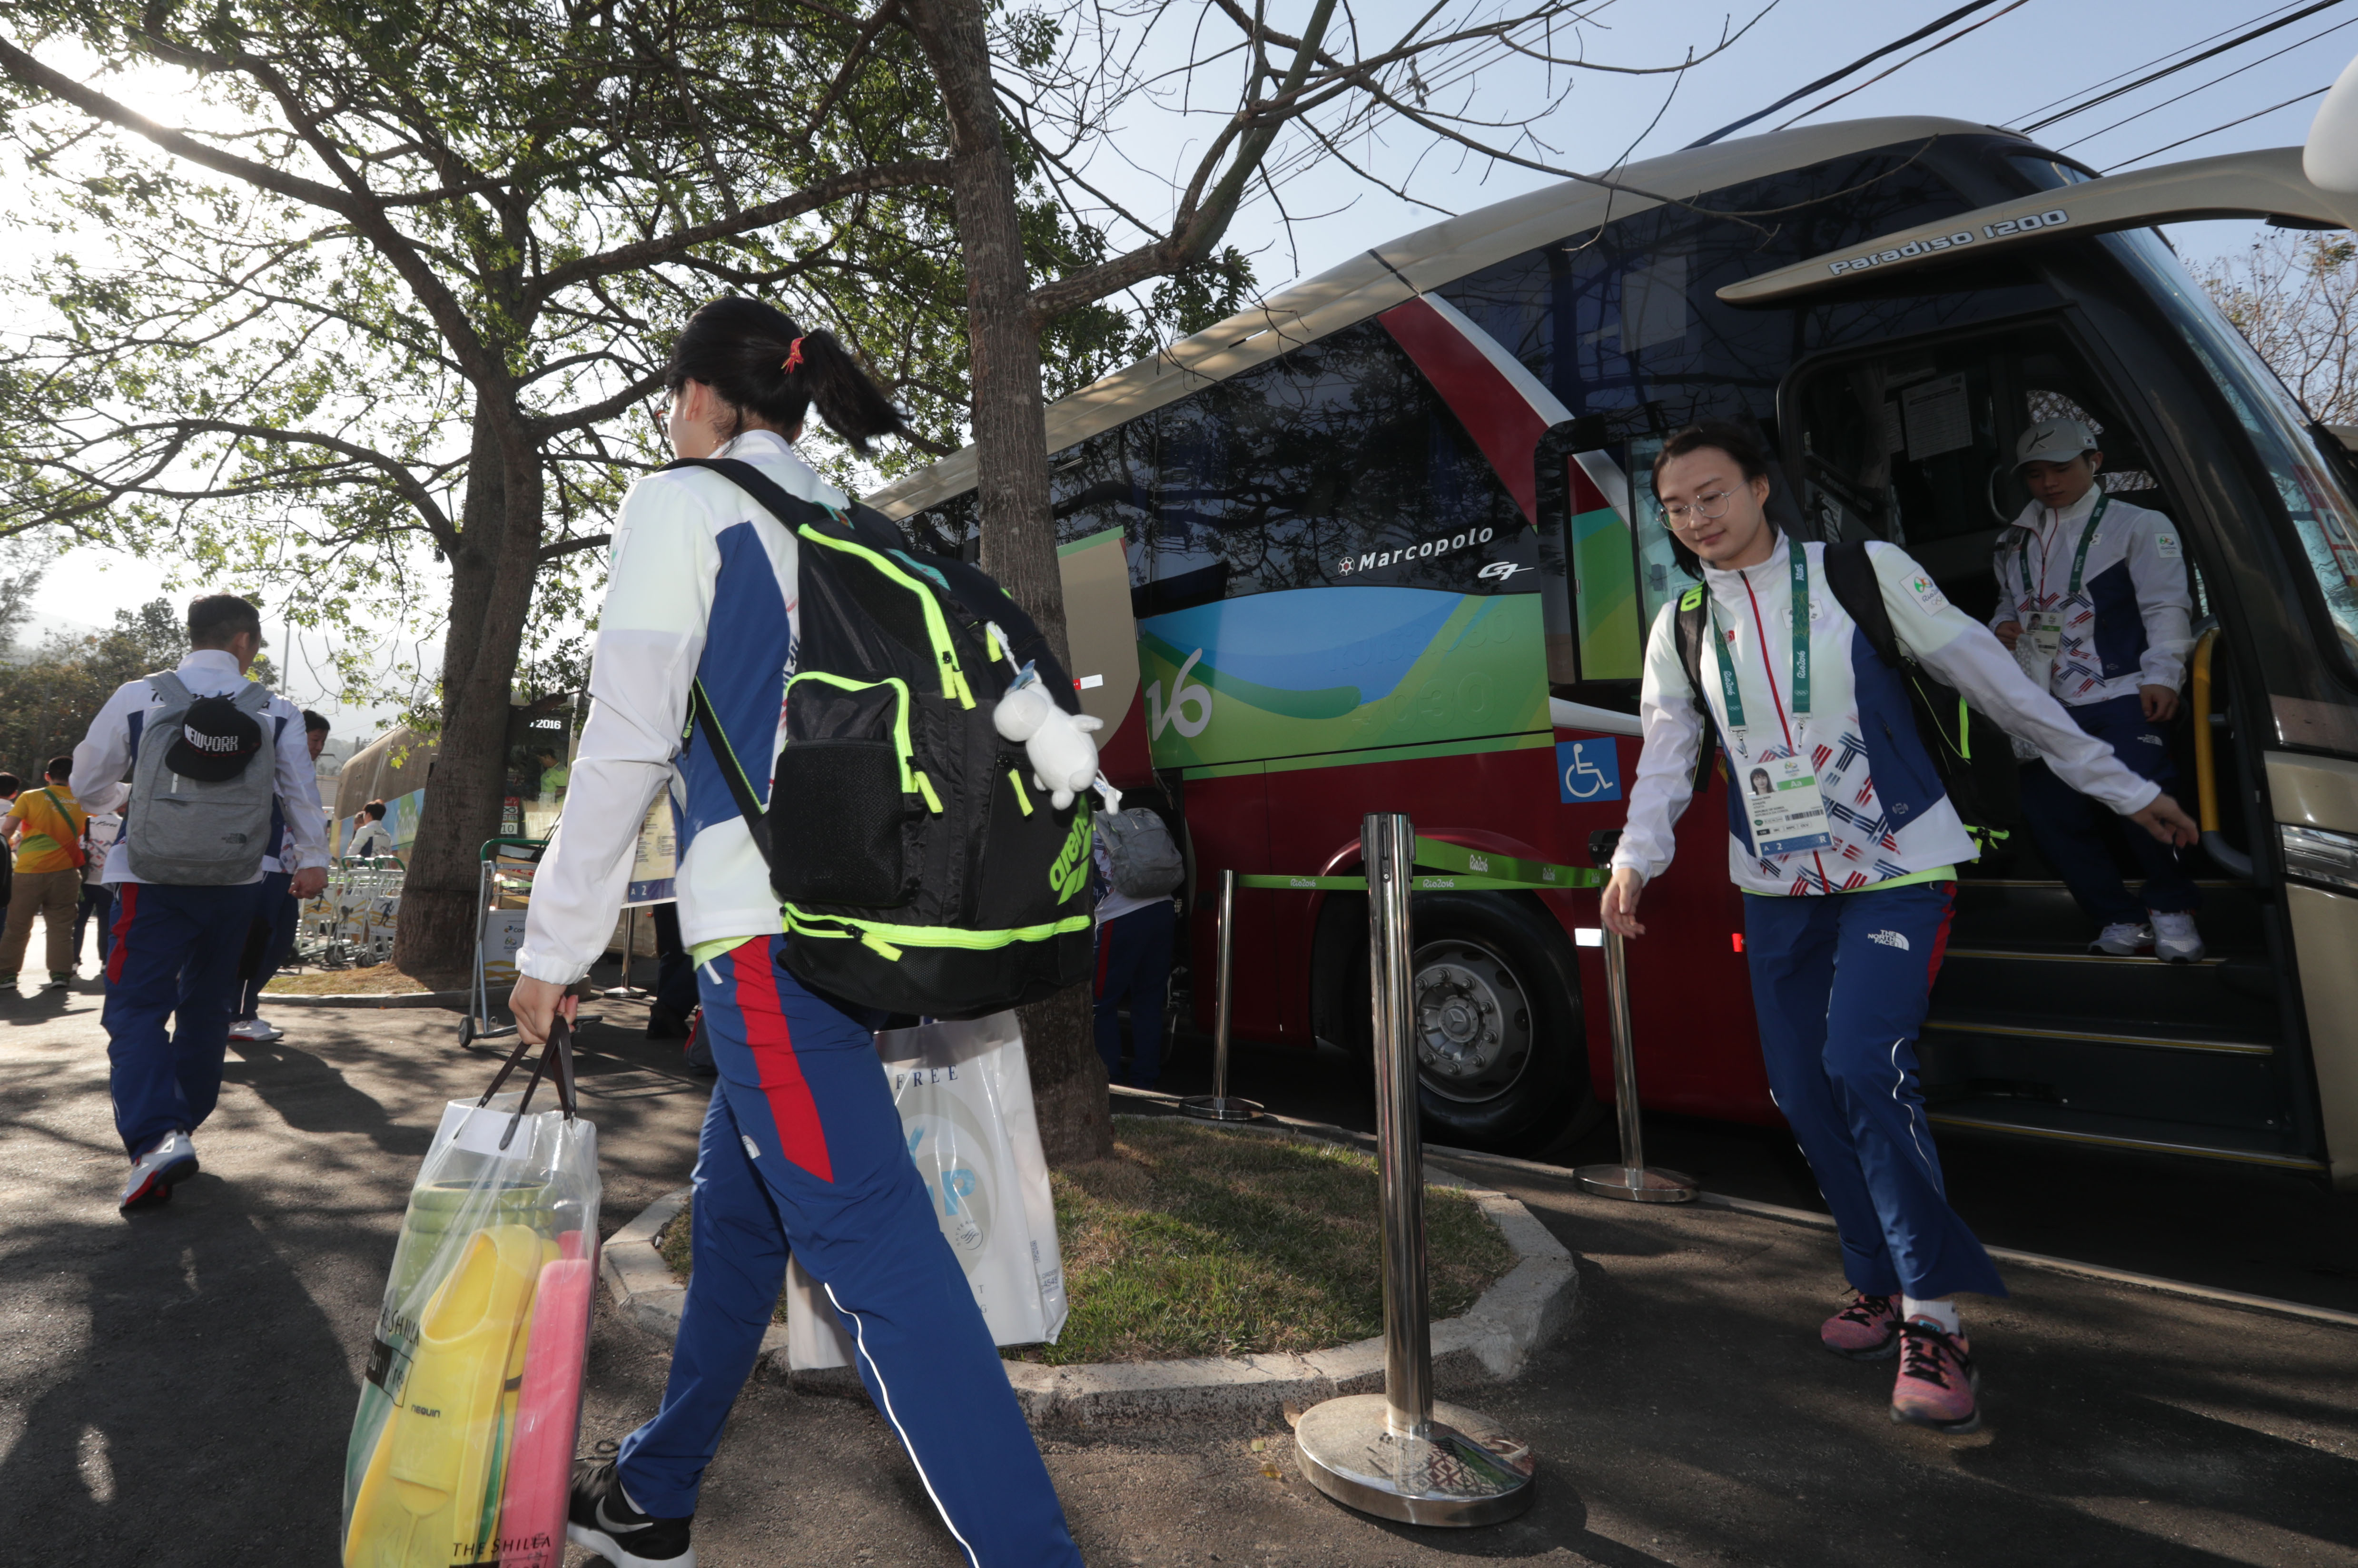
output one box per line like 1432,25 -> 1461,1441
508,296 -> 1084,1568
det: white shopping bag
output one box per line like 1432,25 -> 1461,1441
785,1010 -> 1068,1371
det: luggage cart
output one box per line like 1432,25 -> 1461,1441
292,856 -> 406,971
461,836 -> 547,1050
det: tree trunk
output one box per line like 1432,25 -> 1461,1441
906,0 -> 1109,1164
394,411 -> 546,981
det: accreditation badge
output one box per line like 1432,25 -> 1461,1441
1738,754 -> 1835,858
2014,611 -> 2062,685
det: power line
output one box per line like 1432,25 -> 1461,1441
2099,83 -> 2332,171
1771,0 -> 2036,132
1684,0 -> 2011,148
2008,0 -> 2317,127
2055,12 -> 2358,152
2021,0 -> 2348,132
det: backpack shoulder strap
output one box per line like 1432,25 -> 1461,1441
687,679 -> 774,867
1670,584 -> 1717,795
1823,540 -> 1901,669
232,680 -> 272,715
660,456 -> 840,536
146,669 -> 192,705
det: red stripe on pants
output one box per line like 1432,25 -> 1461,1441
1925,881 -> 1957,987
106,884 -> 138,985
729,942 -> 835,1183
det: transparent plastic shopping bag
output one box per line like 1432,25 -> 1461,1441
786,1010 -> 1067,1370
342,1020 -> 601,1568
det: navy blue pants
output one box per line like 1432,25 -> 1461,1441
1744,882 -> 2005,1301
104,880 -> 265,1157
1093,900 -> 1174,1088
75,882 -> 113,967
234,871 -> 297,1020
2019,692 -> 2198,924
617,937 -> 1080,1567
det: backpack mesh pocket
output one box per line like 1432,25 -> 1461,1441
772,740 -> 911,907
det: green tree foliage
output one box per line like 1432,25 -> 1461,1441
0,597 -> 182,776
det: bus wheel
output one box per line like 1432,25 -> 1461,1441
1402,894 -> 1591,1152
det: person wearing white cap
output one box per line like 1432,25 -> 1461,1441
1991,417 -> 2200,960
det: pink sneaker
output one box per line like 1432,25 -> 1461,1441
1820,1290 -> 1902,1360
1890,1317 -> 1980,1433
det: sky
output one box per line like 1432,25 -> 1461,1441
6,0 -> 2355,736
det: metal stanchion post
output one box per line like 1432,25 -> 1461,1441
1180,869 -> 1261,1122
1294,814 -> 1535,1526
1573,926 -> 1696,1203
602,905 -> 650,1000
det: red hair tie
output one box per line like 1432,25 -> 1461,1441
781,336 -> 805,374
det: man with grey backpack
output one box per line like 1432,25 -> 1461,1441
69,594 -> 329,1210
1092,800 -> 1184,1088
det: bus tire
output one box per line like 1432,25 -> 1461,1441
1324,891 -> 1593,1153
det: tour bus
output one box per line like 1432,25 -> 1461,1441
866,112 -> 2358,1185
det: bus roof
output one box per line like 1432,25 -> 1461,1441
867,114 -> 2029,520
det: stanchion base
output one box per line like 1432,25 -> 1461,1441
1294,1394 -> 1534,1527
1175,1095 -> 1263,1122
600,986 -> 650,1001
1572,1164 -> 1698,1203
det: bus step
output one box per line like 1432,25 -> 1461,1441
1924,1098 -> 2324,1173
1950,879 -> 2267,956
1933,946 -> 2274,1034
1919,1023 -> 2284,1130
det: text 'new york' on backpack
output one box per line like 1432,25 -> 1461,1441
662,457 -> 1096,1019
1673,541 -> 1998,843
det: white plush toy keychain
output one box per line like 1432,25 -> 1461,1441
987,622 -> 1122,812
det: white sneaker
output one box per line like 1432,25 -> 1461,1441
120,1130 -> 198,1209
2150,910 -> 2205,963
227,1016 -> 284,1042
2090,921 -> 2153,956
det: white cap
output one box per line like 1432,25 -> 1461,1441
2016,417 -> 2097,467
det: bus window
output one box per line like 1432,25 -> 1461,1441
1145,318 -> 1529,610
905,488 -> 978,560
1051,423 -> 1155,603
2107,228 -> 2358,674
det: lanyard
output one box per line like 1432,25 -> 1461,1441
1708,536 -> 1811,734
2019,492 -> 2108,604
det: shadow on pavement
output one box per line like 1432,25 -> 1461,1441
0,1178 -> 355,1565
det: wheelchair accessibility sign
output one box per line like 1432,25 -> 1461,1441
1557,739 -> 1622,804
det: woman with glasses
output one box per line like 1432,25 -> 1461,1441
1601,420 -> 2197,1435
506,296 -> 1084,1568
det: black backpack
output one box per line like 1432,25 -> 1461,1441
1674,541 -> 1996,839
665,458 -> 1096,1019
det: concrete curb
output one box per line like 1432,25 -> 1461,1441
599,1120 -> 1578,1425
258,987 -> 472,1009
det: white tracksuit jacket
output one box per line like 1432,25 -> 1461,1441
1609,536 -> 2162,897
1988,488 -> 2193,706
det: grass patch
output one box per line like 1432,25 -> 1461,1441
262,963 -> 440,995
654,1117 -> 1517,1360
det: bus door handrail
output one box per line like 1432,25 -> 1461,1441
2191,628 -> 2255,880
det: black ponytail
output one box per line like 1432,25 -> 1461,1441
664,296 -> 910,455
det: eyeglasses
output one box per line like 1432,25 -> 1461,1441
1660,489 -> 1738,530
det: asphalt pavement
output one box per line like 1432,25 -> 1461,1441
3,978 -> 2355,1567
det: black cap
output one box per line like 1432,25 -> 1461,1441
166,697 -> 263,781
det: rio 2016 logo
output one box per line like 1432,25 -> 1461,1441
1147,648 -> 1212,739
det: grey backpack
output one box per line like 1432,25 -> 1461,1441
1096,807 -> 1184,899
125,672 -> 277,885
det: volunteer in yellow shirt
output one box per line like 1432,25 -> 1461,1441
2,755 -> 91,989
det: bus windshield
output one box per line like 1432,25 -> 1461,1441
2106,227 -> 2358,677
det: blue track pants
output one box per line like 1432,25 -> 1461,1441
1743,882 -> 2006,1301
616,937 -> 1081,1568
104,880 -> 265,1156
234,870 -> 296,1020
1093,900 -> 1174,1088
2019,691 -> 2198,924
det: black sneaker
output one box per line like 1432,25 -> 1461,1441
568,1456 -> 695,1567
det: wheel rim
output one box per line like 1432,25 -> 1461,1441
1411,937 -> 1534,1105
